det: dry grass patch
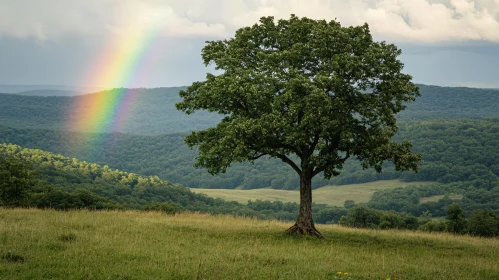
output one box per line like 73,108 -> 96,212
192,180 -> 434,206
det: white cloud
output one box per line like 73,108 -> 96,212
0,0 -> 498,43
0,0 -> 227,41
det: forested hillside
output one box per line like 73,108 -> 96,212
1,85 -> 499,135
2,119 -> 499,190
0,87 -> 221,134
0,143 -> 316,221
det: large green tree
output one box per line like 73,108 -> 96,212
176,15 -> 421,237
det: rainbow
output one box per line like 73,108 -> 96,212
65,24 -> 163,155
67,24 -> 162,134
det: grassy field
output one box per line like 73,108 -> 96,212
2,208 -> 499,279
191,180 -> 434,206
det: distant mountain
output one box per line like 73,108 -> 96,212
14,89 -> 83,96
0,87 -> 222,135
1,85 -> 498,135
0,84 -> 100,94
398,85 -> 499,121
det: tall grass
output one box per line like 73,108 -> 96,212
1,208 -> 498,279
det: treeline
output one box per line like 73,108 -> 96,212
2,85 -> 499,136
0,143 -> 341,222
2,119 -> 499,190
339,203 -> 499,238
366,181 -> 499,217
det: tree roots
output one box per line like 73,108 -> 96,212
286,223 -> 325,239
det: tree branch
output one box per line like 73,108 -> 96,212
309,131 -> 321,153
277,154 -> 301,175
250,153 -> 267,161
312,151 -> 350,177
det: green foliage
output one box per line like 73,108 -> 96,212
446,203 -> 468,234
419,220 -> 447,233
177,15 -> 420,181
141,202 -> 177,214
1,118 -> 499,192
340,202 -> 499,237
339,207 -> 380,229
3,118 -> 499,191
0,151 -> 39,207
468,209 -> 499,237
339,206 -> 427,231
343,200 -> 355,209
0,143 -> 219,212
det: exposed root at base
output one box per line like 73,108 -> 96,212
286,223 -> 325,239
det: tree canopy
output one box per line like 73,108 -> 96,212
180,15 -> 422,237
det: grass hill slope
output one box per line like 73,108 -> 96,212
1,208 -> 499,280
1,85 -> 499,135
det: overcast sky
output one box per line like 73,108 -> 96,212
1,0 -> 498,89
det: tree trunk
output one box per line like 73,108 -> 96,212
286,173 -> 325,238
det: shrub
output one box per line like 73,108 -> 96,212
419,220 -> 447,232
468,209 -> 499,237
446,203 -> 468,234
339,207 -> 380,228
141,202 -> 177,214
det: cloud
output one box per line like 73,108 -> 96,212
1,0 -> 498,43
0,0 -> 227,41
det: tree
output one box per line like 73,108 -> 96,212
0,153 -> 38,207
468,209 -> 499,237
446,203 -> 467,234
176,15 -> 421,238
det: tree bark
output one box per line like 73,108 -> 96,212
286,173 -> 325,238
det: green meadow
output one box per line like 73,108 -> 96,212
2,208 -> 499,280
191,180 -> 434,206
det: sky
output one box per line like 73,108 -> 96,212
0,0 -> 498,90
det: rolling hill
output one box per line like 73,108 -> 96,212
3,208 -> 498,280
1,119 -> 498,190
1,85 -> 499,135
14,89 -> 83,96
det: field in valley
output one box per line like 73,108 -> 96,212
191,180 -> 435,206
1,208 -> 498,280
